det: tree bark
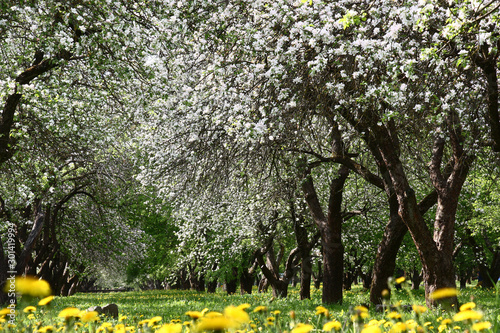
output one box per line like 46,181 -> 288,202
370,190 -> 438,304
291,202 -> 320,300
474,50 -> 500,152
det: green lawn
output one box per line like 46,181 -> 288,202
5,283 -> 500,332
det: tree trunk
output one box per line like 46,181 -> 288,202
300,161 -> 348,304
410,267 -> 422,290
240,269 -> 254,294
369,212 -> 406,304
313,260 -> 322,290
467,231 -> 500,289
291,203 -> 320,300
207,280 -> 217,293
226,267 -> 238,295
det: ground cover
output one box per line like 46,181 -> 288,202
2,280 -> 499,332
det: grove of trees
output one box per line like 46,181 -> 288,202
1,0 -> 499,307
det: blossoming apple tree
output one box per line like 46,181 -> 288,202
138,0 -> 498,306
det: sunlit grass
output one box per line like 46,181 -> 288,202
2,279 -> 499,332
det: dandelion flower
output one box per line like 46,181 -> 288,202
186,311 -> 205,320
114,324 -> 125,333
224,305 -> 250,324
80,311 -> 99,323
23,306 -> 36,313
157,323 -> 183,333
361,326 -> 382,333
387,311 -> 401,319
315,306 -> 330,318
149,316 -> 163,326
253,306 -> 268,313
196,316 -> 239,331
453,310 -> 483,322
389,322 -> 406,332
58,307 -> 80,319
395,277 -> 405,284
412,305 -> 427,314
291,323 -> 314,333
237,304 -> 251,311
205,312 -> 223,318
472,321 -> 492,331
38,296 -> 55,306
323,320 -> 342,331
14,276 -> 52,297
352,305 -> 369,321
440,319 -> 452,325
429,288 -> 458,300
0,308 -> 12,316
459,302 -> 476,311
38,326 -> 55,332
354,306 -> 369,313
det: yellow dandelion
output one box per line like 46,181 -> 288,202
38,296 -> 55,306
186,311 -> 205,320
389,322 -> 406,333
0,308 -> 12,316
38,326 -> 55,332
429,288 -> 458,300
157,323 -> 183,333
253,306 -> 268,313
119,315 -> 128,321
412,305 -> 427,314
441,319 -> 452,325
361,326 -> 382,333
138,319 -> 150,326
291,323 -> 314,333
14,276 -> 52,297
387,312 -> 401,320
405,319 -> 417,329
395,277 -> 405,284
459,302 -> 476,312
354,306 -> 369,313
196,316 -> 239,331
149,316 -> 163,326
58,307 -> 80,319
80,311 -> 99,323
472,321 -> 492,331
237,304 -> 251,311
205,312 -> 223,318
27,313 -> 35,320
224,305 -> 250,324
323,320 -> 342,331
453,310 -> 483,322
271,310 -> 281,316
114,324 -> 125,333
23,306 -> 36,313
316,306 -> 330,317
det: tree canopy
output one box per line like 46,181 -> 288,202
1,0 -> 499,306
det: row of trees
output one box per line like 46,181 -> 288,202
1,0 -> 499,307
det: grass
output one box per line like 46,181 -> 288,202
3,281 -> 500,332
